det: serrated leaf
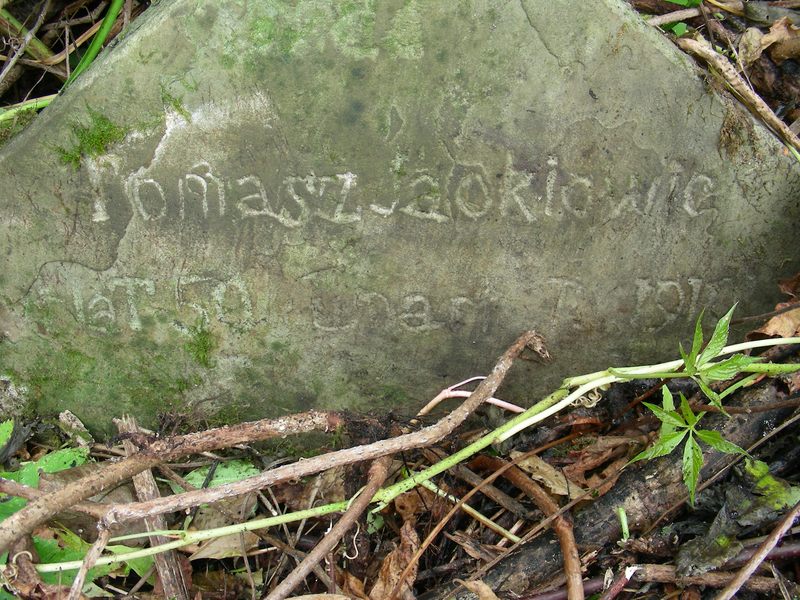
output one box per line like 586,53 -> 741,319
697,304 -> 737,367
696,430 -> 747,456
0,420 -> 13,450
696,378 -> 723,411
679,393 -> 699,428
629,430 -> 687,463
682,435 -> 703,506
659,387 -> 676,435
701,355 -> 761,382
643,402 -> 686,428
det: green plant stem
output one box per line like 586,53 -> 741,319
0,9 -> 54,62
372,387 -> 572,509
64,0 -> 124,86
0,95 -> 55,123
34,335 -> 800,575
38,502 -> 350,573
565,337 -> 800,387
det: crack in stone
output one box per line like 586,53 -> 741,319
518,0 -> 564,69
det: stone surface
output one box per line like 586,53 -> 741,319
1,0 -> 799,432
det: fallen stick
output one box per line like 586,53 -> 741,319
267,455 -> 393,600
99,331 -> 545,527
715,499 -> 800,600
0,410 -> 342,554
117,416 -> 189,600
677,35 -> 800,152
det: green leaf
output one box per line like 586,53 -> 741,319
643,402 -> 686,429
682,434 -> 703,506
686,310 -> 704,374
697,304 -> 737,367
104,544 -> 155,578
0,420 -> 13,450
696,430 -> 747,456
696,378 -> 724,411
660,386 -> 676,436
0,447 -> 89,521
182,459 -> 260,489
630,430 -> 687,463
701,354 -> 761,382
664,21 -> 689,37
665,0 -> 701,5
679,393 -> 700,428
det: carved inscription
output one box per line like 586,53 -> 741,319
108,152 -> 718,230
29,270 -> 730,338
31,273 -> 255,334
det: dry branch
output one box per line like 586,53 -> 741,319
99,331 -> 543,527
267,455 -> 393,600
0,410 -> 342,554
117,416 -> 189,600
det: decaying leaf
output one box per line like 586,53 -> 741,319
739,18 -> 800,66
563,436 -> 641,495
779,272 -> 800,298
445,531 -> 501,563
394,486 -> 437,523
369,520 -> 419,600
510,450 -> 586,499
340,571 -> 370,600
189,531 -> 260,560
739,27 -> 767,66
747,303 -> 800,339
766,17 -> 800,62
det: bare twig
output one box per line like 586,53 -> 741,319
0,477 -> 108,519
474,456 -> 583,600
390,444 -> 562,600
0,410 -> 342,554
68,528 -> 110,600
634,563 -> 778,593
118,416 -> 189,600
598,566 -> 638,600
647,8 -> 701,26
100,331 -> 543,527
677,35 -> 800,151
0,0 -> 51,92
267,455 -> 393,600
715,499 -> 800,600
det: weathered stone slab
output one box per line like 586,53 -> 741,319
1,0 -> 799,431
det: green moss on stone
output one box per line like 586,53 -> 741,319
160,85 -> 191,120
185,319 -> 218,368
56,108 -> 127,169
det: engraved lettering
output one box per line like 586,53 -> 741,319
212,276 -> 254,329
310,296 -> 357,332
108,277 -> 156,330
499,154 -> 537,223
127,175 -> 167,221
560,174 -> 592,218
453,168 -> 492,220
399,172 -> 450,222
398,294 -> 442,331
86,294 -> 116,330
683,174 -> 717,217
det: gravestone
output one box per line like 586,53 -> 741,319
1,0 -> 798,432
